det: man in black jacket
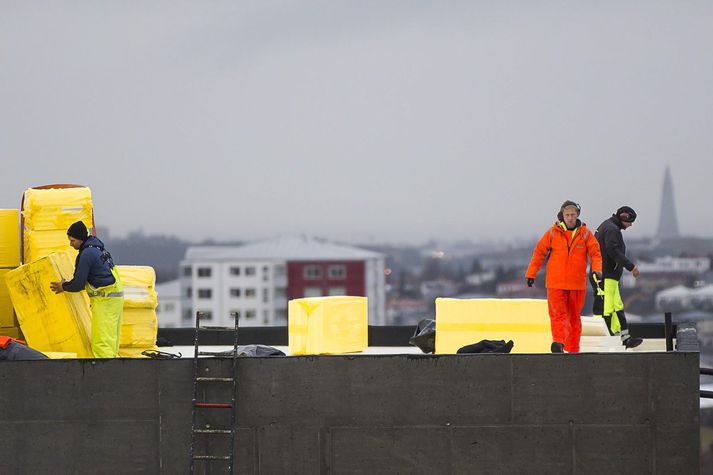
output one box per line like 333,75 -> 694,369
590,206 -> 643,349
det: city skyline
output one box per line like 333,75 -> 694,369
1,1 -> 711,244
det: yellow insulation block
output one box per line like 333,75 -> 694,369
0,210 -> 20,267
435,298 -> 552,354
0,269 -> 19,327
288,296 -> 368,355
116,266 -> 158,309
22,187 -> 93,232
119,307 -> 158,348
43,352 -> 77,359
118,347 -> 151,358
0,326 -> 24,340
5,252 -> 93,357
23,229 -> 77,264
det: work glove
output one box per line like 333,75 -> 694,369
592,271 -> 602,283
526,278 -> 534,287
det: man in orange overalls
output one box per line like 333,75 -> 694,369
526,201 -> 602,353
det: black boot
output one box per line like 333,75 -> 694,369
623,337 -> 643,349
551,342 -> 565,353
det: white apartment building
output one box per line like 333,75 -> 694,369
155,279 -> 182,328
180,235 -> 385,328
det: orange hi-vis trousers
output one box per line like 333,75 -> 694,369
547,289 -> 586,353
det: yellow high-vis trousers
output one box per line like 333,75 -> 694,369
86,267 -> 124,358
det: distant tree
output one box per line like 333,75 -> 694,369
470,258 -> 483,274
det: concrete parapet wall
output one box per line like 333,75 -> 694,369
0,352 -> 700,474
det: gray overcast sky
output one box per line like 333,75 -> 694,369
1,1 -> 711,244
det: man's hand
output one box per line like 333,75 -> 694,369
50,280 -> 65,294
592,271 -> 602,283
526,277 -> 535,287
631,266 -> 640,278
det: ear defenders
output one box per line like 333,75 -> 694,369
557,200 -> 581,221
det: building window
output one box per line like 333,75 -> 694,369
197,267 -> 212,278
197,289 -> 212,299
328,287 -> 346,296
182,266 -> 192,277
304,265 -> 322,280
275,309 -> 287,321
263,309 -> 269,324
304,287 -> 322,298
274,265 -> 286,277
245,288 -> 256,298
229,266 -> 241,276
263,266 -> 270,282
275,288 -> 287,299
183,309 -> 192,320
230,288 -> 241,298
245,266 -> 256,276
185,287 -> 192,298
262,288 -> 269,303
198,310 -> 213,320
245,309 -> 257,319
328,265 -> 346,280
164,303 -> 175,312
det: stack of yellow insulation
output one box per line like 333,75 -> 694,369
116,265 -> 158,357
435,298 -> 552,354
0,210 -> 22,339
5,251 -> 93,357
288,296 -> 368,355
22,186 -> 93,263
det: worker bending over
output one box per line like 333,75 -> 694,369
50,221 -> 123,358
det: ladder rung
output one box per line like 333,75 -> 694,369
192,455 -> 231,461
194,402 -> 232,409
196,377 -> 234,382
197,326 -> 236,332
193,429 -> 232,434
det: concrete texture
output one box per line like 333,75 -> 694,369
0,352 -> 700,474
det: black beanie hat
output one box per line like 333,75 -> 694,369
616,206 -> 637,223
67,221 -> 88,240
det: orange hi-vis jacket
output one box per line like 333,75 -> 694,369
526,222 -> 603,290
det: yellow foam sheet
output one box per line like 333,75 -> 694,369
435,298 -> 552,354
44,352 -> 78,359
0,269 -> 19,327
5,251 -> 93,357
120,307 -> 158,348
22,187 -> 93,232
288,296 -> 368,355
0,326 -> 24,340
116,266 -> 158,309
0,210 -> 20,267
23,229 -> 77,264
118,346 -> 155,358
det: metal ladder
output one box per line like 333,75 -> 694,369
190,311 -> 239,474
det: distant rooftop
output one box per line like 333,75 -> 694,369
155,279 -> 181,298
185,235 -> 383,262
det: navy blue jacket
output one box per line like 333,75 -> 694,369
62,236 -> 116,292
595,216 -> 635,281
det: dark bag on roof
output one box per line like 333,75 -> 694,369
457,339 -> 514,354
409,318 -> 436,354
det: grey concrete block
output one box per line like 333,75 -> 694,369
653,423 -> 700,474
451,426 -> 572,474
0,420 -> 158,474
0,360 -> 159,422
574,424 -> 652,475
649,353 -> 700,425
512,354 -> 649,424
237,355 -> 512,427
331,427 -> 452,475
257,426 -> 322,474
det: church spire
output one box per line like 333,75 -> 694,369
657,166 -> 680,239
